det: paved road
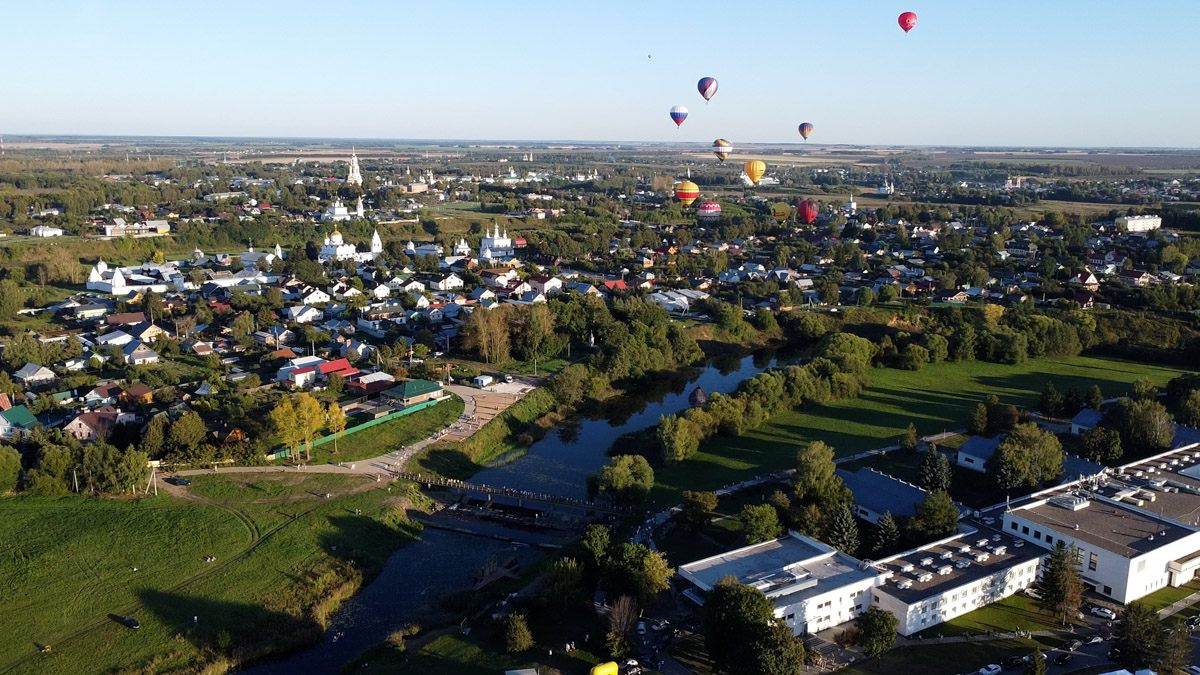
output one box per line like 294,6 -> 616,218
173,384 -> 491,479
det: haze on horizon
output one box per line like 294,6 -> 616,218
5,0 -> 1199,148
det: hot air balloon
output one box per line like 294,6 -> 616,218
712,138 -> 732,162
771,203 -> 791,223
798,123 -> 814,141
744,160 -> 766,185
697,77 -> 718,102
898,11 -> 917,33
798,199 -> 819,225
698,201 -> 722,221
675,181 -> 699,206
669,106 -> 689,128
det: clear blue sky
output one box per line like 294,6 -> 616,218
6,0 -> 1199,147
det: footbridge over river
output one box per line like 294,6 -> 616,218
397,473 -> 635,518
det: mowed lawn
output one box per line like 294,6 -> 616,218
651,356 -> 1192,503
1,474 -> 424,674
307,395 -> 465,465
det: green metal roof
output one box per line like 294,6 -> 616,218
384,379 -> 441,400
1,405 -> 38,429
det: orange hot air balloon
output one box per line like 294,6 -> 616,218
675,181 -> 699,206
744,160 -> 766,184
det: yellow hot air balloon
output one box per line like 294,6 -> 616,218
675,180 -> 700,206
744,160 -> 766,184
771,203 -> 791,222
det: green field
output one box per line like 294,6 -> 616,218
307,395 -> 464,464
0,473 -> 425,674
915,594 -> 1081,638
651,356 -> 1192,503
839,638 -> 1051,675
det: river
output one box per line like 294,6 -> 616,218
469,348 -> 780,499
241,349 -> 779,673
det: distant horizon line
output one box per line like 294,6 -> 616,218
2,133 -> 1198,153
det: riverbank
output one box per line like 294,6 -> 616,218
0,473 -> 430,675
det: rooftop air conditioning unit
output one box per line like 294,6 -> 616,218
1134,470 -> 1144,477
977,538 -> 990,547
992,534 -> 1002,542
956,560 -> 970,569
901,562 -> 915,573
994,546 -> 1007,555
897,580 -> 913,590
917,572 -> 933,582
941,551 -> 953,560
920,557 -> 934,566
938,565 -> 953,575
1014,540 -> 1025,548
975,552 -> 990,562
959,544 -> 971,553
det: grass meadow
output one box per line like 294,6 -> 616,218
651,356 -> 1192,504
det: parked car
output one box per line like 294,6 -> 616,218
1067,639 -> 1083,652
170,477 -> 191,486
651,620 -> 669,632
121,617 -> 140,629
1023,587 -> 1041,600
1001,655 -> 1025,670
636,621 -> 646,635
1083,635 -> 1104,645
1053,653 -> 1074,667
503,374 -> 514,383
1090,606 -> 1117,620
1187,616 -> 1200,630
979,665 -> 1002,675
1108,647 -> 1122,660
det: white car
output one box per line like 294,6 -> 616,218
979,665 -> 1002,675
1083,636 -> 1104,645
1090,606 -> 1117,620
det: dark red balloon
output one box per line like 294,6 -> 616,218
898,11 -> 918,33
798,199 -> 819,224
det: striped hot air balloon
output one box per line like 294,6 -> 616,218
669,106 -> 689,128
697,201 -> 722,221
675,181 -> 699,206
798,122 -> 814,141
744,160 -> 766,184
697,77 -> 718,102
712,138 -> 732,162
798,199 -> 819,224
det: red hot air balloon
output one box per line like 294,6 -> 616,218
798,199 -> 819,224
898,11 -> 917,33
697,201 -> 722,221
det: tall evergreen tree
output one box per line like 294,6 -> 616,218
1039,381 -> 1064,417
1026,649 -> 1047,675
968,402 -> 989,435
901,422 -> 919,451
827,504 -> 860,555
872,511 -> 900,556
919,446 -> 952,493
1039,541 -> 1083,625
1086,384 -> 1104,410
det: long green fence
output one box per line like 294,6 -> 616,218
267,397 -> 443,460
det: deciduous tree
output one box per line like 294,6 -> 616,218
908,490 -> 960,538
740,504 -> 783,544
854,606 -> 899,660
681,490 -> 719,532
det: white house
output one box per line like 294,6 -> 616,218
300,288 -> 331,305
680,532 -> 883,636
13,363 -> 55,386
30,225 -> 64,237
956,435 -> 1003,472
284,305 -> 324,324
433,273 -> 464,291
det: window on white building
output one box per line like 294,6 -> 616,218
1089,553 -> 1098,572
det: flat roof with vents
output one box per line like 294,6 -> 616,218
1015,496 -> 1195,557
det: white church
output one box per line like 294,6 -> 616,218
346,148 -> 363,187
320,227 -> 383,263
322,196 -> 365,222
86,259 -> 182,294
479,224 -> 515,261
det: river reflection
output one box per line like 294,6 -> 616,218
469,348 -> 784,500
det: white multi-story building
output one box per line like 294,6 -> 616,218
480,223 -> 515,260
1116,214 -> 1162,233
679,532 -> 884,636
872,531 -> 1044,636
